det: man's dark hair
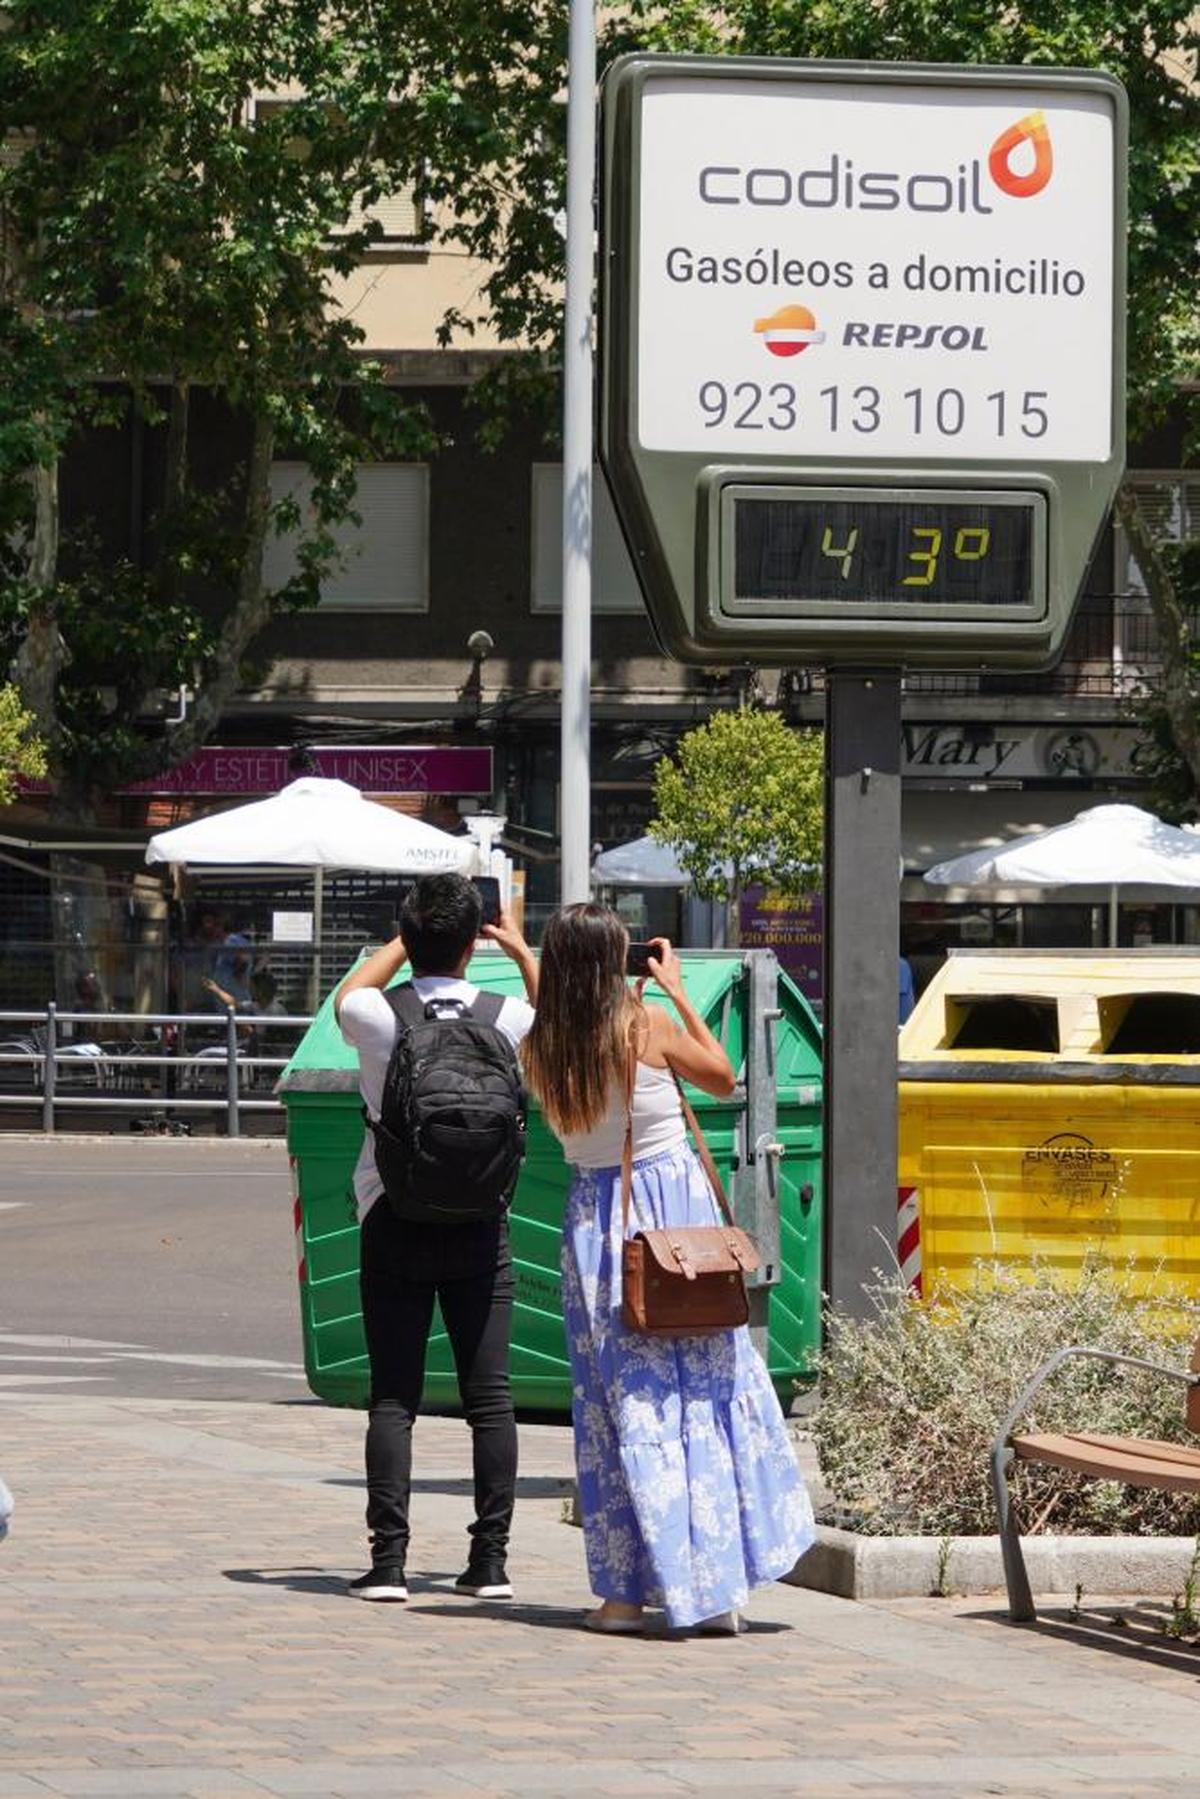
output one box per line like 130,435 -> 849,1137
399,873 -> 481,975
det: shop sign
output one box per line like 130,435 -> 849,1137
902,723 -> 1146,783
21,744 -> 494,798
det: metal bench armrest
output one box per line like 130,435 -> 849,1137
991,1346 -> 1198,1466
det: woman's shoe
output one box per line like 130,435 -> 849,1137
583,1605 -> 646,1635
693,1609 -> 741,1635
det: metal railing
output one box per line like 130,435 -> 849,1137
0,1007 -> 314,1136
784,600 -> 1200,700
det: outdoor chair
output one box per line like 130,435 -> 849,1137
181,1042 -> 230,1094
0,1033 -> 42,1091
990,1337 -> 1200,1621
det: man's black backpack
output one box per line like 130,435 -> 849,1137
369,984 -> 527,1224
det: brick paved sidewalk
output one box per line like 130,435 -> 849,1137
3,1389 -> 1200,1798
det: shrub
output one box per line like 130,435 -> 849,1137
812,1258 -> 1200,1538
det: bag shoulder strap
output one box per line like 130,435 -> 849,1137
468,989 -> 506,1028
386,983 -> 502,1028
620,1033 -> 637,1236
667,1066 -> 736,1230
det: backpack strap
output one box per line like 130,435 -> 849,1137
385,983 -> 505,1027
468,990 -> 505,1028
382,983 -> 426,1027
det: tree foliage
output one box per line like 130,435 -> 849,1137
0,682 -> 47,804
0,0 -> 438,810
434,1 -> 1198,436
1127,526 -> 1200,820
1,1 -> 1197,811
433,0 -> 1200,789
650,708 -> 823,905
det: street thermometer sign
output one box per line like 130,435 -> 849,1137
599,56 -> 1127,667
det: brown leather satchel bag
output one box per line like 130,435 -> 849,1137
620,1046 -> 759,1337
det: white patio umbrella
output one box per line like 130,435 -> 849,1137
923,803 -> 1200,946
146,777 -> 474,1002
591,835 -> 691,887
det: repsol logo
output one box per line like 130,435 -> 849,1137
700,155 -> 997,215
843,322 -> 988,351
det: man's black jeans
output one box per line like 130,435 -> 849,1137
359,1200 -> 517,1570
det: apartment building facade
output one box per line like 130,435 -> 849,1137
5,149 -> 1197,992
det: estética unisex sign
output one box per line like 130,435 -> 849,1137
599,56 -> 1127,668
18,745 -> 496,798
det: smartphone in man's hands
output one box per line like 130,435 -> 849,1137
473,876 -> 502,928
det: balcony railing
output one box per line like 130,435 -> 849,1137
787,599 -> 1198,701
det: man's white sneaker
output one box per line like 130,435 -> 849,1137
454,1559 -> 513,1599
348,1565 -> 408,1601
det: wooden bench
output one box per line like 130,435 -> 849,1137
990,1338 -> 1200,1621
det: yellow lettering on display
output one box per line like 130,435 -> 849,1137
902,526 -> 942,587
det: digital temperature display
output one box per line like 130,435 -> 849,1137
733,495 -> 1035,609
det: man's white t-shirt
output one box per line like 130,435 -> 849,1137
338,976 -> 536,1219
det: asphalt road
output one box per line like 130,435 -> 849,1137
0,1137 -> 309,1402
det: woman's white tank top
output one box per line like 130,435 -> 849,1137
558,1061 -> 686,1169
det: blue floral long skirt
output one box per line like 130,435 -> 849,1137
561,1144 -> 816,1628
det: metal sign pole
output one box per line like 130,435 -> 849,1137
559,0 -> 596,905
823,669 -> 902,1318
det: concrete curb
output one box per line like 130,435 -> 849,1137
0,1132 -> 285,1148
784,1525 -> 1200,1601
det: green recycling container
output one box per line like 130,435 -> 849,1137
278,950 -> 823,1411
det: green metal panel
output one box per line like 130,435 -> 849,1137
771,971 -> 825,1382
279,952 -> 823,1411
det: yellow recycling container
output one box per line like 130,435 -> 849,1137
897,949 -> 1200,1300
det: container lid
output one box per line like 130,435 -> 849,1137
278,949 -> 759,1094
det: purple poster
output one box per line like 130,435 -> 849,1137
22,744 -> 494,798
738,886 -> 824,1007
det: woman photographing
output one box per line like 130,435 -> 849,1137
523,904 -> 814,1635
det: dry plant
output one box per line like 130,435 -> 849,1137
813,1257 -> 1200,1539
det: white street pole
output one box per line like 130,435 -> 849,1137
559,0 -> 595,905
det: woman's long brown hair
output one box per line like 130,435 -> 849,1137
522,903 -> 638,1136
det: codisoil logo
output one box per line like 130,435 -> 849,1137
753,303 -> 825,356
989,111 -> 1054,199
700,112 -> 1056,215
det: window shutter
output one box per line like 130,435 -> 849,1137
263,462 -> 429,612
530,465 -> 645,614
253,101 -> 423,245
337,182 -> 422,244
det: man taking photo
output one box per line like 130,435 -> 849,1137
335,873 -> 537,1604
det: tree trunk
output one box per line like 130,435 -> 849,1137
727,873 -> 742,948
155,379 -> 190,600
14,453 -> 63,740
1115,482 -> 1200,795
160,408 -> 276,767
